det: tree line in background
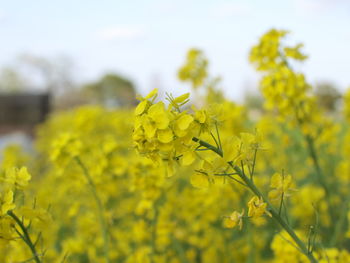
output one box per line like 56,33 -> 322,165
0,54 -> 137,110
0,54 -> 342,113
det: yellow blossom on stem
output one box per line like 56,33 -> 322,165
135,88 -> 158,116
3,166 -> 31,189
268,172 -> 295,201
0,190 -> 16,216
223,210 -> 244,230
190,172 -> 209,188
178,49 -> 208,89
248,196 -> 271,218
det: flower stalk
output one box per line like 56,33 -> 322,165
195,138 -> 318,263
74,156 -> 110,263
8,210 -> 42,263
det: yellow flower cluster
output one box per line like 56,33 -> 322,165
268,172 -> 295,201
178,48 -> 208,89
250,29 -> 315,125
250,29 -> 307,71
133,89 -> 212,176
0,163 -> 51,263
0,166 -> 31,212
0,189 -> 15,216
247,196 -> 270,218
1,29 -> 350,263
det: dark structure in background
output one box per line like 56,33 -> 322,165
0,93 -> 50,135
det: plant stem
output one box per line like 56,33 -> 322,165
75,157 -> 110,263
8,210 -> 41,263
192,137 -> 223,157
192,138 -> 318,263
304,135 -> 329,194
329,193 -> 350,246
232,164 -> 318,263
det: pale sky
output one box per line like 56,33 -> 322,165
0,0 -> 349,101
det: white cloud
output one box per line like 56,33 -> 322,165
97,26 -> 146,41
152,0 -> 181,15
294,0 -> 327,12
0,10 -> 6,22
292,0 -> 346,14
210,2 -> 252,18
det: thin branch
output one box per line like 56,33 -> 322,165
215,122 -> 222,150
210,132 -> 220,149
279,192 -> 284,216
8,211 -> 41,263
74,157 -> 110,263
192,137 -> 223,157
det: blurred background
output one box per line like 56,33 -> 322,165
0,0 -> 349,146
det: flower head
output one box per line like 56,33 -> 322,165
248,196 -> 271,218
3,167 -> 31,189
268,172 -> 295,201
0,190 -> 16,216
223,210 -> 244,230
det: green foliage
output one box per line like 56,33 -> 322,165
82,73 -> 136,107
314,82 -> 341,112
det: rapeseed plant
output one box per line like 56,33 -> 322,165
1,29 -> 350,263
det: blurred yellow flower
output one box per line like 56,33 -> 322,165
223,210 -> 244,230
0,190 -> 15,215
248,196 -> 271,218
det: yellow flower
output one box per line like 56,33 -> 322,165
147,102 -> 170,129
169,93 -> 190,110
194,109 -> 207,124
0,190 -> 16,216
190,172 -> 209,188
223,210 -> 244,229
135,89 -> 158,115
268,172 -> 295,201
284,44 -> 307,61
178,49 -> 208,89
176,114 -> 194,131
181,151 -> 196,166
135,100 -> 150,116
157,128 -> 174,143
141,115 -> 157,138
133,91 -> 199,170
248,196 -> 271,218
50,132 -> 82,165
4,167 -> 31,189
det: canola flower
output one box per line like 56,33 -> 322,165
0,190 -> 15,215
1,29 -> 350,263
132,88 -> 319,262
178,48 -> 208,90
3,167 -> 31,189
0,166 -> 49,263
268,171 -> 296,205
247,196 -> 271,218
223,210 -> 244,230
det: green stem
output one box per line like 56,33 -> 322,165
293,101 -> 329,195
304,134 -> 337,224
150,190 -> 166,261
247,221 -> 254,263
8,210 -> 41,263
232,164 -> 318,263
304,135 -> 329,195
192,137 -> 223,157
329,193 -> 350,246
74,157 -> 110,263
193,138 -> 318,263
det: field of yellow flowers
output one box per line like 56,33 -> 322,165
1,29 -> 350,263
